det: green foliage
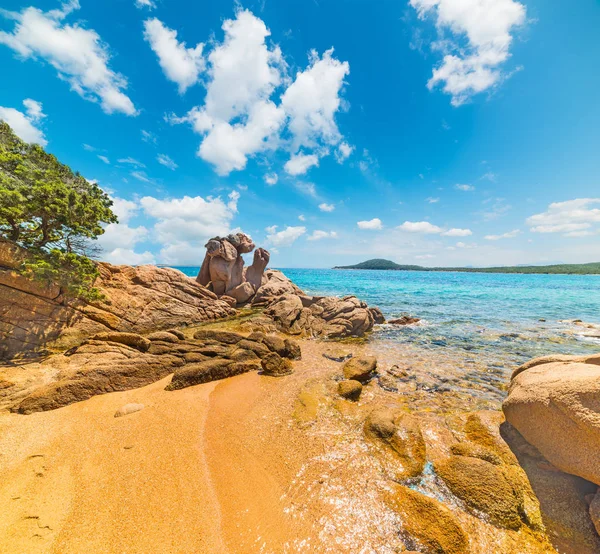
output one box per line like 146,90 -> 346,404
0,122 -> 117,299
335,258 -> 600,275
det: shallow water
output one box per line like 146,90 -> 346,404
175,266 -> 600,407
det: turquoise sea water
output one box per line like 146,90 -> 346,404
174,267 -> 600,374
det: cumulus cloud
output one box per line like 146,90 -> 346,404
357,218 -> 383,230
144,18 -> 205,94
168,10 -> 350,176
135,0 -> 156,9
398,221 -> 443,234
284,152 -> 319,175
141,191 -> 240,263
264,173 -> 278,186
157,153 -> 178,170
103,248 -> 155,265
308,230 -> 338,241
455,183 -> 475,191
441,228 -> 472,237
0,1 -> 137,115
281,48 -> 349,151
0,98 -> 47,145
318,203 -> 335,212
526,198 -> 600,236
265,225 -> 306,247
484,229 -> 521,240
410,0 -> 526,106
335,142 -> 354,163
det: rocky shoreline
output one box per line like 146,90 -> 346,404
1,236 -> 600,553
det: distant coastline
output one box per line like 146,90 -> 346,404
333,258 -> 600,275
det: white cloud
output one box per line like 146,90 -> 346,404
284,152 -> 319,176
411,0 -> 526,106
264,173 -> 278,186
298,214 -> 306,221
308,230 -> 338,241
144,18 -> 205,94
426,196 -> 440,203
415,254 -> 435,260
265,225 -> 278,234
168,10 -> 350,176
527,199 -> 600,236
294,182 -> 317,198
398,221 -> 443,234
133,170 -> 155,183
484,229 -> 521,240
441,228 -> 472,237
455,183 -> 475,191
0,2 -> 137,115
157,153 -> 178,170
0,98 -> 47,145
335,142 -> 354,163
141,191 -> 240,263
98,155 -> 110,165
118,157 -> 145,167
141,130 -> 157,144
98,223 -> 148,252
110,197 -> 138,223
281,48 -> 349,152
318,203 -> 335,212
357,218 -> 383,230
104,248 -> 155,265
135,0 -> 156,9
266,225 -> 306,247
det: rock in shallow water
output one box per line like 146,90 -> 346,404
260,352 -> 293,377
342,356 -> 377,383
337,380 -> 362,401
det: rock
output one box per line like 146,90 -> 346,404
115,403 -> 145,417
261,334 -> 286,355
147,331 -> 180,343
389,315 -> 420,325
377,374 -> 398,392
193,329 -> 244,344
364,407 -> 426,479
166,359 -> 259,391
284,339 -> 302,360
590,491 -> 600,536
260,352 -> 293,377
322,348 -> 353,362
245,247 -> 270,291
228,281 -> 255,305
0,243 -> 235,360
15,342 -> 184,414
219,295 -> 237,308
512,353 -> 600,379
342,356 -> 377,383
166,329 -> 186,340
449,442 -> 502,465
92,332 -> 151,352
435,455 -> 528,530
369,307 -> 386,324
237,339 -> 271,358
264,294 -> 304,331
503,360 -> 600,486
337,380 -> 362,401
252,269 -> 304,305
386,485 -> 469,554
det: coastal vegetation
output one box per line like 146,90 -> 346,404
335,258 -> 600,275
0,122 -> 116,299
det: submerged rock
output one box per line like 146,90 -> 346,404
364,407 -> 426,480
386,485 -> 469,554
322,348 -> 353,362
342,356 -> 377,383
260,352 -> 293,377
337,380 -> 362,401
389,315 -> 420,325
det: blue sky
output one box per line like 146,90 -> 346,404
1,0 -> 600,268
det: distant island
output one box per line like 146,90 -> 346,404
334,258 -> 600,275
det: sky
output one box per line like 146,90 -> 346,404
1,0 -> 600,268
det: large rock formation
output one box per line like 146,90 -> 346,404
503,355 -> 600,486
0,240 -> 235,360
194,235 -> 380,338
13,330 -> 301,413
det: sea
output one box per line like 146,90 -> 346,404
174,267 -> 600,404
